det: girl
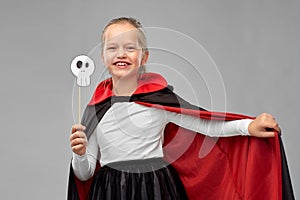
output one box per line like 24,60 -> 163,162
69,17 -> 282,200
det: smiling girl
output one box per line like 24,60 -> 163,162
68,17 -> 283,200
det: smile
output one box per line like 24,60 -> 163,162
113,61 -> 131,67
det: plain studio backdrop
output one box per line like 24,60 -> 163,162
0,0 -> 299,199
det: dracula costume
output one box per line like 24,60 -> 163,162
68,73 -> 294,200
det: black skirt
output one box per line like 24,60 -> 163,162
89,158 -> 188,200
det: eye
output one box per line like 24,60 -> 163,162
76,61 -> 82,69
106,47 -> 117,51
126,46 -> 137,52
85,62 -> 89,68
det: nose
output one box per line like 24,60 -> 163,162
116,48 -> 127,58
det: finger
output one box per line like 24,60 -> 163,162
265,113 -> 275,120
70,137 -> 87,147
273,125 -> 281,134
264,126 -> 280,136
261,131 -> 275,138
262,120 -> 278,130
72,144 -> 86,152
71,124 -> 86,133
265,117 -> 277,125
70,132 -> 86,143
261,113 -> 275,119
70,138 -> 81,147
258,113 -> 276,124
263,116 -> 280,134
70,132 -> 87,144
70,131 -> 84,141
76,131 -> 86,139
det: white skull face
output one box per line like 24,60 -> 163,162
71,55 -> 95,87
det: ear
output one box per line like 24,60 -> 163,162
141,51 -> 149,66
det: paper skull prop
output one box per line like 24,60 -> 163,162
71,55 -> 95,87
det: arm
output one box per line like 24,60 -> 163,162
70,124 -> 98,181
166,111 -> 280,137
166,111 -> 252,137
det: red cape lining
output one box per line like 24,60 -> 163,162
72,73 -> 282,200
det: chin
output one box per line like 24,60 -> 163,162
110,70 -> 138,80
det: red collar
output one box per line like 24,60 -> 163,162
88,73 -> 168,105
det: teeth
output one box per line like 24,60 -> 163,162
116,62 -> 128,66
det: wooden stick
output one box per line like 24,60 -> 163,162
78,86 -> 81,123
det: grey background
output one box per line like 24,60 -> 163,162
0,0 -> 299,199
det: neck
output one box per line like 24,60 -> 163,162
112,75 -> 139,96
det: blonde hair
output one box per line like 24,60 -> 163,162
101,17 -> 148,74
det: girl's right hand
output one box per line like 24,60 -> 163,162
70,124 -> 87,156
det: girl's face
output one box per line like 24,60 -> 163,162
102,23 -> 148,80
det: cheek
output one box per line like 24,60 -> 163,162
133,52 -> 143,64
102,53 -> 114,65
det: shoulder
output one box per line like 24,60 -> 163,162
88,78 -> 113,105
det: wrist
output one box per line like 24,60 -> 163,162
238,119 -> 253,136
247,120 -> 255,136
73,151 -> 87,159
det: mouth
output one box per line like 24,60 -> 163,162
113,61 -> 131,68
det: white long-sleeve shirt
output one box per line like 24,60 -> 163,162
72,102 -> 252,181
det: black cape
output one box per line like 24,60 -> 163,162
68,73 -> 294,200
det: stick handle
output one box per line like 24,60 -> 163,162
78,87 -> 81,123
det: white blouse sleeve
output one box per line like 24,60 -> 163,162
72,129 -> 98,181
166,110 -> 253,137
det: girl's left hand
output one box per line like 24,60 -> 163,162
248,113 -> 281,137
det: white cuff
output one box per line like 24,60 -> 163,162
238,119 -> 253,136
72,152 -> 87,161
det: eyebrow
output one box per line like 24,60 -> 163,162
105,43 -> 117,46
105,42 -> 139,46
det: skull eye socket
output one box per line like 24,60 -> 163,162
85,62 -> 89,68
76,61 -> 82,69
